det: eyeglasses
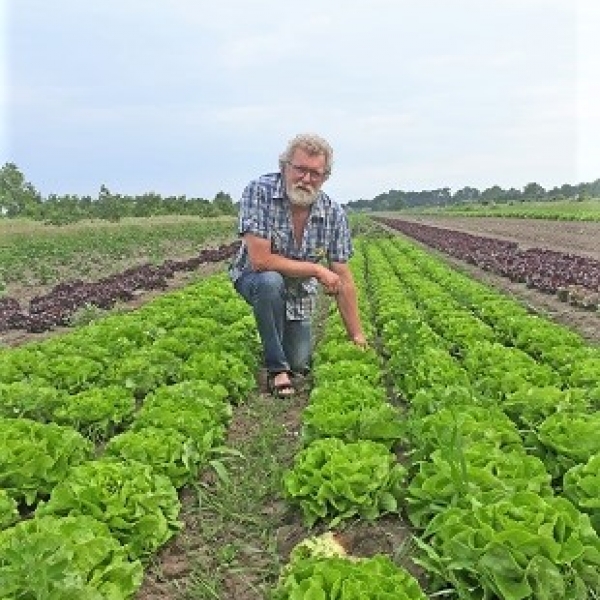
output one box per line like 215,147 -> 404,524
286,161 -> 328,182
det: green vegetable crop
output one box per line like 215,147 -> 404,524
35,458 -> 182,560
282,438 -> 406,528
0,514 -> 143,598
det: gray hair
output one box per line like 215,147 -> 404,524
279,133 -> 334,176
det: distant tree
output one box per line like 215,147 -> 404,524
577,190 -> 591,202
133,191 -> 163,217
588,178 -> 600,198
558,183 -> 578,199
452,186 -> 480,204
522,182 -> 546,200
434,188 -> 452,206
345,198 -> 373,211
480,185 -> 505,203
95,184 -> 123,221
505,188 -> 521,202
0,162 -> 42,217
42,193 -> 88,224
213,191 -> 235,215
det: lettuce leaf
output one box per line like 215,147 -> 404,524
273,554 -> 427,600
282,438 -> 406,528
35,457 -> 182,560
0,514 -> 142,598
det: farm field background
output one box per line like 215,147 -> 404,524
0,215 -> 238,346
375,212 -> 600,345
418,199 -> 600,221
2,207 -> 599,347
0,215 -> 236,297
0,215 -> 600,600
382,213 -> 600,261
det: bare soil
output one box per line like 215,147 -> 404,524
384,215 -> 600,345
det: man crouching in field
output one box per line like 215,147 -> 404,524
229,133 -> 367,398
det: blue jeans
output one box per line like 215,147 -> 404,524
234,270 -> 312,374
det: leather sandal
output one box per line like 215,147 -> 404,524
267,372 -> 296,398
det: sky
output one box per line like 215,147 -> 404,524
1,0 -> 599,203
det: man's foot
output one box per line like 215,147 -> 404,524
268,371 -> 295,398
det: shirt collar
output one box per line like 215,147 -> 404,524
273,172 -> 286,199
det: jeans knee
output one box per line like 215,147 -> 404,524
284,320 -> 312,374
256,271 -> 285,300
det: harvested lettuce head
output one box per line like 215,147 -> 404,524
289,531 -> 349,563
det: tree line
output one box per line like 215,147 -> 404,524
0,163 -> 236,224
346,179 -> 600,212
2,161 -> 598,222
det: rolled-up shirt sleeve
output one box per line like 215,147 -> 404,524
238,181 -> 270,239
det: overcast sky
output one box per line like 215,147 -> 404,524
1,1 -> 599,203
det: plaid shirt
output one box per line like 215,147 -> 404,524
229,172 -> 353,320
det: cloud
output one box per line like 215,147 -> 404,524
2,0 -> 598,202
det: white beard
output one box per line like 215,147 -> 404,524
287,183 -> 318,207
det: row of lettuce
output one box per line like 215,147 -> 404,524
274,230 -> 600,599
0,274 -> 260,598
273,237 -> 427,598
369,235 -> 599,598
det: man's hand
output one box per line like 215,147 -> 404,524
315,265 -> 341,295
351,333 -> 368,348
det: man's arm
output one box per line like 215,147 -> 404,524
330,261 -> 367,346
244,233 -> 341,294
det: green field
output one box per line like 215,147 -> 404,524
0,215 -> 236,289
0,217 -> 599,599
419,198 -> 600,221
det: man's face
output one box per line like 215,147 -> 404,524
284,148 -> 328,207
